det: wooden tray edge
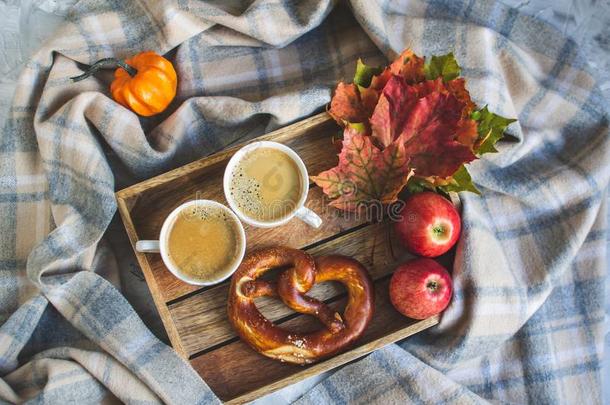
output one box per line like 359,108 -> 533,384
224,315 -> 440,404
112,108 -> 457,399
115,195 -> 188,358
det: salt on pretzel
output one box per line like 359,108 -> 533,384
227,247 -> 374,364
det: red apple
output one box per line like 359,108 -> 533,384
394,192 -> 461,257
389,258 -> 453,319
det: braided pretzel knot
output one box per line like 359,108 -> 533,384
227,247 -> 374,364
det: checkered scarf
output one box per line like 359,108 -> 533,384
0,0 -> 607,403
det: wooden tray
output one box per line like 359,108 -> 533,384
116,113 -> 446,404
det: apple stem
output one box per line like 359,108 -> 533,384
432,225 -> 445,236
426,281 -> 438,292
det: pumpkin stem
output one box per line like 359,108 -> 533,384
70,57 -> 138,82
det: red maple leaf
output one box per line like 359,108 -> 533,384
408,77 -> 476,116
397,91 -> 476,177
446,78 -> 476,116
389,49 -> 425,84
409,77 -> 479,149
311,128 -> 413,211
370,75 -> 476,178
455,117 -> 478,149
328,49 -> 427,130
328,82 -> 368,125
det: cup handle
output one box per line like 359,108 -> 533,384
295,206 -> 322,228
136,240 -> 161,253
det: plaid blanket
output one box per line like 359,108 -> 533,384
0,0 -> 607,403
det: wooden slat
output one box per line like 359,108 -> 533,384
169,221 -> 417,357
189,278 -> 439,404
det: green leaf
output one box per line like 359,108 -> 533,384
424,53 -> 461,82
353,58 -> 383,88
347,122 -> 367,134
439,165 -> 481,194
472,106 -> 517,154
406,177 -> 436,194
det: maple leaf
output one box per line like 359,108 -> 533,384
370,75 -> 476,178
358,85 -> 380,119
353,59 -> 383,88
369,94 -> 393,146
328,82 -> 367,127
407,165 -> 480,196
406,176 -> 437,194
398,91 -> 476,177
424,52 -> 460,82
472,106 -> 517,154
410,77 -> 447,96
371,76 -> 477,147
365,49 -> 424,92
446,78 -> 476,115
370,76 -> 418,148
438,165 -> 481,194
370,67 -> 392,90
389,49 -> 426,84
411,78 -> 475,115
335,50 -> 426,130
311,128 -> 413,211
455,117 -> 478,149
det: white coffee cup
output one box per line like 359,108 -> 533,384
135,200 -> 246,286
223,141 -> 322,229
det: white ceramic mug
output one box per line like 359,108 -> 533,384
223,141 -> 322,229
135,200 -> 246,286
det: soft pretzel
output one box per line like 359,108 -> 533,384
227,247 -> 374,364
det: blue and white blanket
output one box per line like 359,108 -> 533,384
0,0 -> 607,403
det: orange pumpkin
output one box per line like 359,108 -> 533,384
71,51 -> 177,117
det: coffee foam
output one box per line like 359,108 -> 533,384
181,203 -> 234,223
228,165 -> 266,219
228,147 -> 302,223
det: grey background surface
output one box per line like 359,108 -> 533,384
0,0 -> 608,403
